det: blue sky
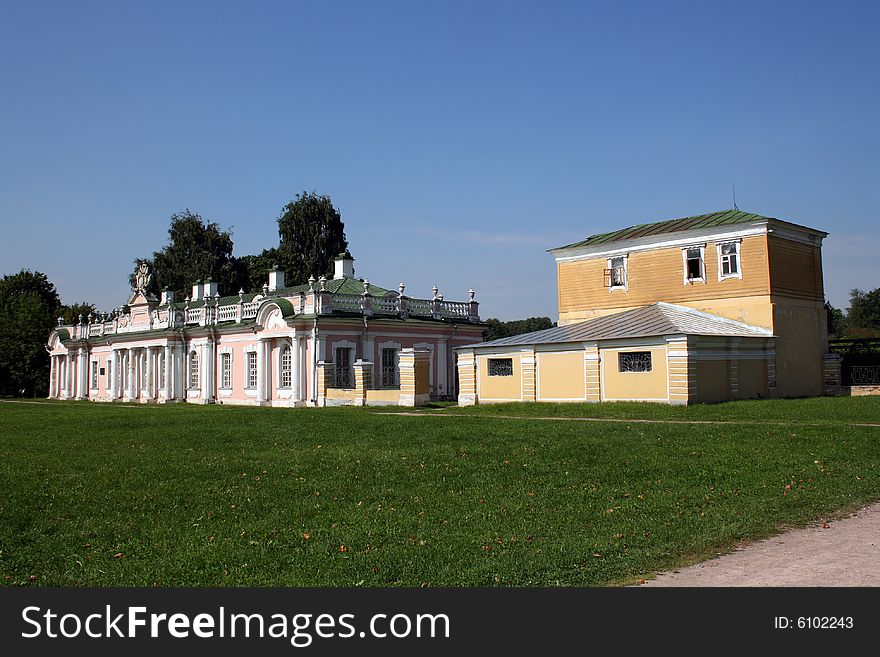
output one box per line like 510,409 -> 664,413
1,0 -> 878,320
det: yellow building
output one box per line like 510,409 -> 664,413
457,210 -> 828,405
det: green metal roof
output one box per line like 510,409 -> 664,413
170,276 -> 390,309
553,209 -> 777,251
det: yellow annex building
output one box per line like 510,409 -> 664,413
457,210 -> 829,405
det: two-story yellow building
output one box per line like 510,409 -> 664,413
457,209 -> 828,405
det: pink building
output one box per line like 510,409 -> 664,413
47,253 -> 484,406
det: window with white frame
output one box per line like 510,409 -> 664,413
604,255 -> 627,289
334,347 -> 353,388
618,351 -> 652,372
221,352 -> 232,389
280,345 -> 292,388
718,241 -> 741,279
106,358 -> 112,389
683,246 -> 704,283
381,348 -> 398,388
247,351 -> 258,389
91,361 -> 99,389
189,350 -> 200,389
488,358 -> 514,376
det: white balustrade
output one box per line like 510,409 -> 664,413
241,301 -> 260,319
217,304 -> 238,321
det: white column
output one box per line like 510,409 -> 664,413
109,350 -> 117,399
291,337 -> 299,403
82,348 -> 90,399
206,338 -> 215,402
47,356 -> 55,398
145,347 -> 154,401
66,354 -> 73,399
256,338 -> 265,402
75,348 -> 85,400
125,348 -> 135,401
164,345 -> 172,401
175,344 -> 185,401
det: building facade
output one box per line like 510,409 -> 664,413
47,254 -> 484,406
457,210 -> 829,405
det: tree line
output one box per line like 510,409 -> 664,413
826,290 -> 880,339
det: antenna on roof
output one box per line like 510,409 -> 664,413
732,185 -> 739,211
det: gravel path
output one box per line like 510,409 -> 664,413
641,501 -> 880,586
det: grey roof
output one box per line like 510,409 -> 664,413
463,303 -> 773,349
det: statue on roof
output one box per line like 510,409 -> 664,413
134,261 -> 153,294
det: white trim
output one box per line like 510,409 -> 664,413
277,339 -> 293,389
553,224 -> 768,262
599,344 -> 670,402
606,254 -> 628,292
716,239 -> 743,281
535,350 -> 588,401
475,353 -> 524,402
219,351 -> 233,390
682,244 -> 706,286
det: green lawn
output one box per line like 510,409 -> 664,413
1,398 -> 879,587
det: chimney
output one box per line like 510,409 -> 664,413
203,279 -> 218,298
161,287 -> 174,305
268,265 -> 285,291
334,251 -> 355,279
192,280 -> 204,301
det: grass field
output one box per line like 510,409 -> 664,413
1,397 -> 879,587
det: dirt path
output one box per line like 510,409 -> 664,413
641,501 -> 880,586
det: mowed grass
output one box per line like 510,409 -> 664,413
1,398 -> 879,587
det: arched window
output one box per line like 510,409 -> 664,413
189,350 -> 200,389
280,344 -> 292,388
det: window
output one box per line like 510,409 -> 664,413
718,241 -> 740,279
91,361 -> 99,389
334,347 -> 353,388
280,345 -> 292,388
247,351 -> 258,389
604,255 -> 627,289
684,246 -> 704,283
488,358 -> 514,376
221,353 -> 232,389
106,359 -> 112,390
189,350 -> 200,389
381,348 -> 398,388
618,351 -> 652,372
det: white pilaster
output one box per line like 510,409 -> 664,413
145,347 -> 154,401
164,345 -> 172,401
76,348 -> 86,400
109,350 -> 117,399
256,338 -> 266,402
47,356 -> 55,398
125,348 -> 135,401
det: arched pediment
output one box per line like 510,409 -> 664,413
254,298 -> 296,330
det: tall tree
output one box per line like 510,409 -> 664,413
276,192 -> 348,283
846,288 -> 880,337
0,270 -> 61,396
132,210 -> 245,300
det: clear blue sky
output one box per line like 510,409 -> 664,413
1,0 -> 878,320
